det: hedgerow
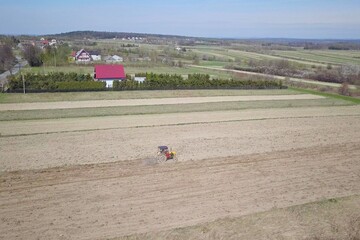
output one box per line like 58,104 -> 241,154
7,72 -> 284,92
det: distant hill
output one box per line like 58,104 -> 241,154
46,31 -> 192,40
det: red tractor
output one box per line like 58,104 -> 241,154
157,146 -> 177,163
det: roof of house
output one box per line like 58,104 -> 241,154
75,49 -> 90,59
89,51 -> 101,56
95,64 -> 126,79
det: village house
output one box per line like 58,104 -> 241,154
75,49 -> 92,63
94,64 -> 126,88
89,51 -> 101,61
104,55 -> 123,63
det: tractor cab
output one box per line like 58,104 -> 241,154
158,146 -> 169,154
157,146 -> 177,162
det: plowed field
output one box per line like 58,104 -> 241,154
0,95 -> 359,239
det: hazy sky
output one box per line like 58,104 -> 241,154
1,0 -> 360,39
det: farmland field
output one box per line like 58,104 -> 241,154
1,89 -> 360,239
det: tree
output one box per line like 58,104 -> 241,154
338,82 -> 351,96
23,45 -> 43,67
0,43 -> 16,74
41,44 -> 71,66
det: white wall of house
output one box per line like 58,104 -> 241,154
112,55 -> 123,62
104,80 -> 113,88
91,55 -> 102,61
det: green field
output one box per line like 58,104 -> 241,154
0,98 -> 352,121
0,89 -> 299,103
1,87 -> 358,121
14,38 -> 360,99
271,49 -> 360,66
188,44 -> 360,69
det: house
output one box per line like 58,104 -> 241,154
94,64 -> 126,88
112,55 -> 123,62
49,39 -> 57,46
75,49 -> 91,63
104,55 -> 123,63
89,51 -> 101,61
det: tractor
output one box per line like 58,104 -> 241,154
157,146 -> 177,163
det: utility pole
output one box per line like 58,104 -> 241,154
22,74 -> 25,94
54,49 -> 57,67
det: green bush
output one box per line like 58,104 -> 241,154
57,81 -> 105,90
113,73 -> 283,90
8,72 -> 96,91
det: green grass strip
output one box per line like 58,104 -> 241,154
289,87 -> 360,104
0,98 -> 352,121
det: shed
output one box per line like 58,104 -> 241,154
94,64 -> 126,88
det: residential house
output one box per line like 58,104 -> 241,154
104,55 -> 123,63
112,55 -> 123,62
75,49 -> 91,63
94,64 -> 126,88
49,39 -> 57,46
89,51 -> 101,61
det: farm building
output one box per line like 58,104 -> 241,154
94,64 -> 126,88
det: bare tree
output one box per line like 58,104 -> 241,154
0,43 -> 16,74
23,45 -> 43,67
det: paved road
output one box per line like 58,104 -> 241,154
0,58 -> 27,90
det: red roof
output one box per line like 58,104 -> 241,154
94,65 -> 126,79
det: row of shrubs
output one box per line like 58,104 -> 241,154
8,72 -> 95,91
7,72 -> 284,92
114,73 -> 283,90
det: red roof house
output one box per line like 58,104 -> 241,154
94,64 -> 126,88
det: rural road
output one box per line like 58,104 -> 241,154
0,58 -> 27,90
189,65 -> 358,90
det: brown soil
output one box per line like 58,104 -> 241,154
1,144 -> 359,240
1,106 -> 359,172
0,105 -> 359,239
1,105 -> 358,136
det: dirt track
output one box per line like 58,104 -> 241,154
0,94 -> 323,111
1,143 -> 360,239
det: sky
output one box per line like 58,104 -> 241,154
1,0 -> 360,39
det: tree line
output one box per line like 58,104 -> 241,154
23,44 -> 72,67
